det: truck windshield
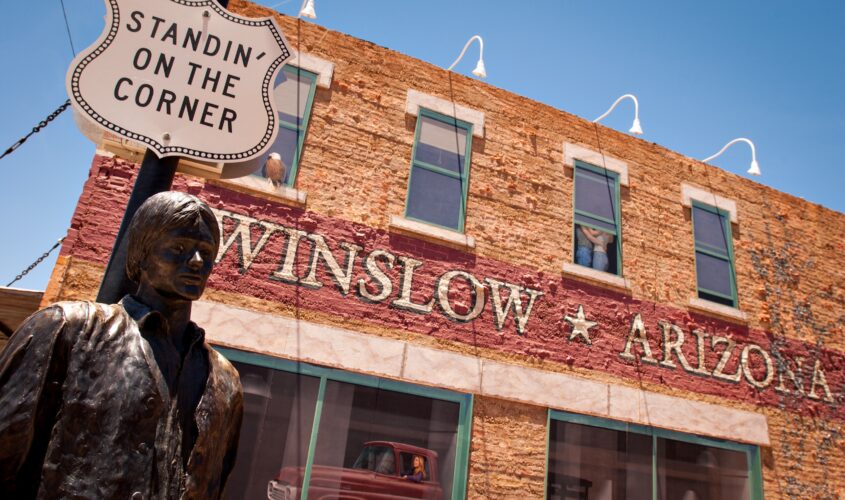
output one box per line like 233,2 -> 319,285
352,445 -> 396,476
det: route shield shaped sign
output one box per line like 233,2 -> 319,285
67,0 -> 292,162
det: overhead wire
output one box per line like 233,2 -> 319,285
1,0 -> 77,162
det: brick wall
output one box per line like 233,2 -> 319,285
42,1 -> 844,497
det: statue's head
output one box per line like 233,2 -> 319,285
126,192 -> 220,301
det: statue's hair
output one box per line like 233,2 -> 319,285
125,192 -> 220,282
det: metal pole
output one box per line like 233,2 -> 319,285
95,0 -> 229,303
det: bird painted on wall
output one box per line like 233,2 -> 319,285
262,152 -> 286,188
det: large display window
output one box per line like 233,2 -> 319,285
219,348 -> 473,500
546,411 -> 763,500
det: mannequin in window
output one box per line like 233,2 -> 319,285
402,455 -> 426,483
583,227 -> 613,272
575,225 -> 594,267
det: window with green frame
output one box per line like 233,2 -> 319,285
250,65 -> 318,189
546,411 -> 763,500
404,108 -> 473,232
691,200 -> 737,307
217,347 -> 473,500
573,161 -> 622,276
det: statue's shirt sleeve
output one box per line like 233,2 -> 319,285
0,305 -> 72,495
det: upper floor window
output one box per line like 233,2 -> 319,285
404,108 -> 473,232
573,161 -> 622,276
692,201 -> 737,307
250,65 -> 318,189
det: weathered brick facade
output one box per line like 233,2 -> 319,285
42,1 -> 843,497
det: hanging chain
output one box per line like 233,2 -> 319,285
0,100 -> 72,162
6,237 -> 66,287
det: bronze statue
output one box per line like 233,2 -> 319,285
0,192 -> 243,499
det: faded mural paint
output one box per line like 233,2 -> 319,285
750,209 -> 845,499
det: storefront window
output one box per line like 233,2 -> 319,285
219,348 -> 472,500
547,411 -> 763,500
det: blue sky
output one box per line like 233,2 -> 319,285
1,0 -> 843,291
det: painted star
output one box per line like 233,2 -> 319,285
564,305 -> 598,346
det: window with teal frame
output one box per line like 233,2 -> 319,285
251,65 -> 318,188
546,410 -> 764,500
691,200 -> 738,307
404,108 -> 473,232
573,161 -> 622,276
216,347 -> 473,500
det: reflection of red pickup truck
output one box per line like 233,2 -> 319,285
267,441 -> 443,500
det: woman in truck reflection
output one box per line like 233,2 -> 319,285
402,455 -> 426,483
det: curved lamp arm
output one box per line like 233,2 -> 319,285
447,35 -> 486,78
702,137 -> 761,176
299,0 -> 316,19
592,94 -> 642,135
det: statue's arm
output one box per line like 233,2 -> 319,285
218,379 -> 244,498
0,305 -> 71,491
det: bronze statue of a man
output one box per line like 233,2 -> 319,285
0,192 -> 243,499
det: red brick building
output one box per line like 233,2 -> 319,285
40,1 -> 844,497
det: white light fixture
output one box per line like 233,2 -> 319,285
298,0 -> 316,19
447,35 -> 486,79
702,138 -> 761,176
593,94 -> 643,135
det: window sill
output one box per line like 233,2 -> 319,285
389,215 -> 476,250
562,263 -> 632,292
688,297 -> 748,323
215,176 -> 307,207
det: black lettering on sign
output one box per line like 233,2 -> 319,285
135,84 -> 154,107
183,27 -> 202,51
114,77 -> 132,101
219,108 -> 236,133
150,16 -> 166,38
222,74 -> 239,98
200,102 -> 218,127
157,89 -> 177,114
126,11 -> 144,32
132,48 -> 152,71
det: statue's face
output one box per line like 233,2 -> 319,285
140,219 -> 216,301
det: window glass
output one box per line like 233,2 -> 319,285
221,350 -> 470,500
692,207 -> 729,255
226,362 -> 319,500
406,167 -> 464,230
695,252 -> 734,299
415,116 -> 468,174
405,110 -> 472,232
548,413 -> 761,500
248,65 -> 318,189
548,420 -> 652,500
311,380 -> 459,498
574,168 -> 616,222
274,72 -> 314,125
692,202 -> 736,306
573,163 -> 621,276
657,438 -> 751,500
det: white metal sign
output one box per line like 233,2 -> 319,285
67,0 -> 292,161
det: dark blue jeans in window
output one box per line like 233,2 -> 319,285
576,246 -> 592,267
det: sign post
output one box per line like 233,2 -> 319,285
66,0 -> 292,302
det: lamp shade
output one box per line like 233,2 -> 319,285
472,59 -> 487,78
299,0 -> 316,19
629,117 -> 643,135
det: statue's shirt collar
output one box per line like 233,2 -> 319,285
119,294 -> 205,346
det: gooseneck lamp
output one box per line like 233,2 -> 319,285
593,94 -> 643,135
299,0 -> 316,19
702,138 -> 761,176
447,35 -> 487,78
